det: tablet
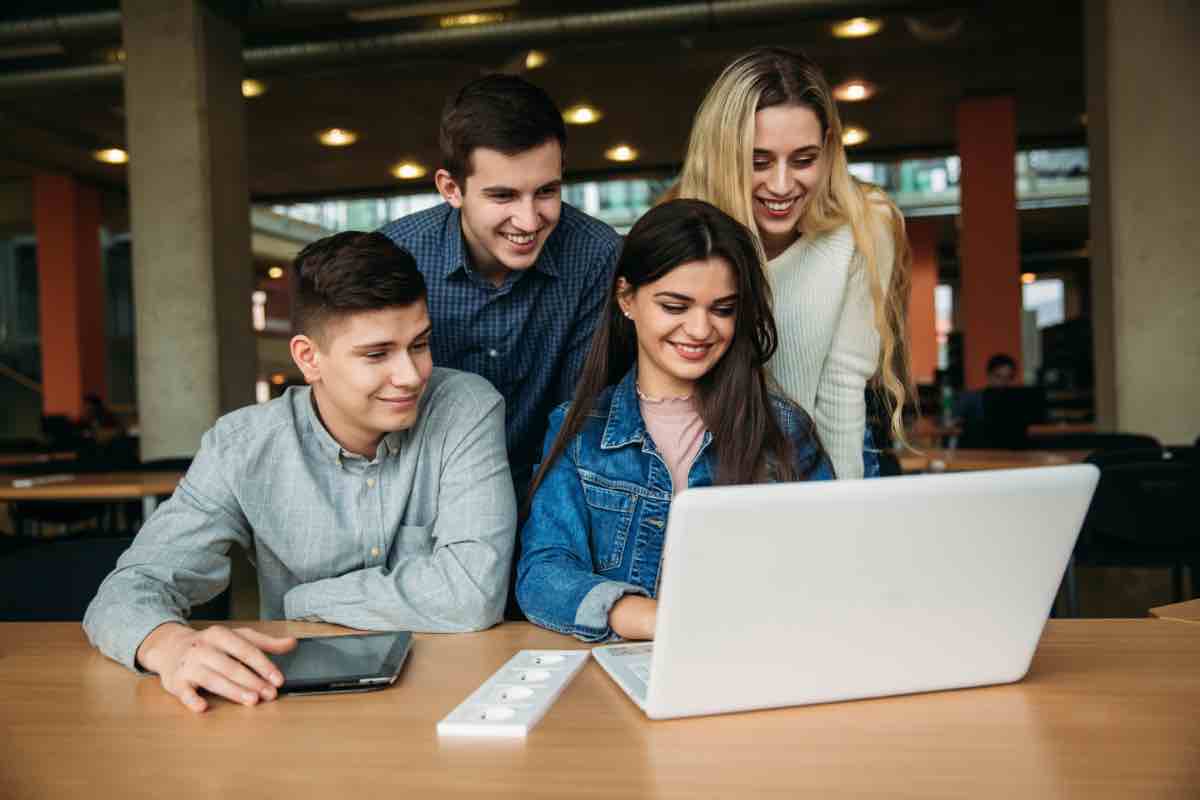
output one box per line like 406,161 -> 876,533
268,631 -> 412,695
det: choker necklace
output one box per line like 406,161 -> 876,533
636,383 -> 693,403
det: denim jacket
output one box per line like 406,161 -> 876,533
516,368 -> 834,642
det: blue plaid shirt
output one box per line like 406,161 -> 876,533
379,202 -> 621,493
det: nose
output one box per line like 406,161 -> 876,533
512,196 -> 538,232
767,160 -> 791,196
390,353 -> 420,388
682,308 -> 713,341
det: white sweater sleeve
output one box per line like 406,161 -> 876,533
813,213 -> 895,479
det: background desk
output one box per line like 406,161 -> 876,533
1,620 -> 1197,798
0,470 -> 183,520
898,448 -> 1092,473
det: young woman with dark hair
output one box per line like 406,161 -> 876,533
516,199 -> 833,642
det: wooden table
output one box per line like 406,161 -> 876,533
1,620 -> 1197,798
898,448 -> 1093,473
1028,422 -> 1098,437
0,469 -> 183,521
1151,598 -> 1200,623
0,451 -> 75,468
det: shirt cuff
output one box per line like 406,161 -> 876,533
573,580 -> 650,642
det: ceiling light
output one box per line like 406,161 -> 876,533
391,161 -> 428,180
242,79 -> 267,98
348,0 -> 516,23
833,80 -> 877,103
605,144 -> 638,163
267,266 -> 284,280
440,11 -> 505,27
525,50 -> 547,70
832,17 -> 883,38
93,148 -> 128,165
317,128 -> 358,147
563,104 -> 603,125
1021,272 -> 1037,285
841,127 -> 870,147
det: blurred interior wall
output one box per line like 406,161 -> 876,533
122,0 -> 255,458
905,217 -> 939,385
1087,0 -> 1200,444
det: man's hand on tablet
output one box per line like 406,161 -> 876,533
136,623 -> 297,713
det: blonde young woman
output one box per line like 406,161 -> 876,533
669,46 -> 912,479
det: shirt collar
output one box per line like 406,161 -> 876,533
298,386 -> 403,465
600,368 -> 647,450
443,204 -> 561,282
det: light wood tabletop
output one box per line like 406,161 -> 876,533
1150,598 -> 1200,623
0,470 -> 183,521
898,448 -> 1093,473
1,620 -> 1197,799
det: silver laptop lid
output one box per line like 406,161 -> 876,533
646,465 -> 1099,719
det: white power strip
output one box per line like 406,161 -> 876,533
436,649 -> 589,737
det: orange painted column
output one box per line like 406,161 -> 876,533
32,173 -> 106,420
905,217 -> 939,385
956,96 -> 1022,390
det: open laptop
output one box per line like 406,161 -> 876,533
592,464 -> 1098,719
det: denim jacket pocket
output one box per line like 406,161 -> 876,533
581,480 -> 636,573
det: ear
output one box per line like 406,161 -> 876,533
290,334 -> 322,385
615,277 -> 635,319
435,169 -> 464,208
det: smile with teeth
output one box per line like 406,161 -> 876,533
502,231 -> 537,245
670,341 -> 713,359
758,197 -> 798,213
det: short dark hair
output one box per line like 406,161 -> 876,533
987,353 -> 1017,373
291,231 -> 426,340
439,74 -> 566,181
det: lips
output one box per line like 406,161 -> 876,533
669,341 -> 714,362
377,395 -> 419,407
501,230 -> 539,252
756,196 -> 799,218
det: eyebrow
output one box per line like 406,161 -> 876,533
753,145 -> 821,156
482,180 -> 561,194
653,291 -> 739,304
350,325 -> 432,351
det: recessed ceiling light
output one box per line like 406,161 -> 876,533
242,79 -> 267,98
605,144 -> 638,163
841,126 -> 870,147
317,128 -> 358,147
440,11 -> 505,27
267,266 -> 284,279
1021,272 -> 1037,285
93,148 -> 128,164
348,0 -> 517,22
832,79 -> 877,103
525,50 -> 547,70
832,17 -> 883,38
563,104 -> 603,125
391,161 -> 428,180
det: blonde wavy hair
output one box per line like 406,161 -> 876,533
666,46 -> 914,447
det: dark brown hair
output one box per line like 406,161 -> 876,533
528,199 -> 823,502
291,231 -> 425,340
439,74 -> 567,182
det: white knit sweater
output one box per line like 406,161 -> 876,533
766,216 -> 894,480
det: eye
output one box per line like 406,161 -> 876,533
364,351 -> 387,360
537,185 -> 561,197
411,340 -> 431,352
752,158 -> 771,171
712,306 -> 736,318
791,156 -> 816,169
660,303 -> 687,314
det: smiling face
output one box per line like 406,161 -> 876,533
291,302 -> 434,458
751,104 -> 827,260
618,256 -> 738,399
435,138 -> 563,285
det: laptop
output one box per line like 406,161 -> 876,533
592,465 -> 1099,719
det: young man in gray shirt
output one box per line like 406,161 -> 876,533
84,232 -> 516,713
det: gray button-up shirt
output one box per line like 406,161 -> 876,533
84,368 -> 516,671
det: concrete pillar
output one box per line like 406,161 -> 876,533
905,217 -> 939,385
122,0 -> 255,458
1086,0 -> 1200,444
956,96 -> 1022,390
32,173 -> 106,420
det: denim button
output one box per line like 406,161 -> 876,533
647,518 -> 664,528
487,348 -> 499,358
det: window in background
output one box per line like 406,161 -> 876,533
935,283 -> 954,370
1022,278 -> 1066,329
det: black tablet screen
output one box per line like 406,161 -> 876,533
270,634 -> 399,683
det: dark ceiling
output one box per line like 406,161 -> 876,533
0,1 -> 1086,204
